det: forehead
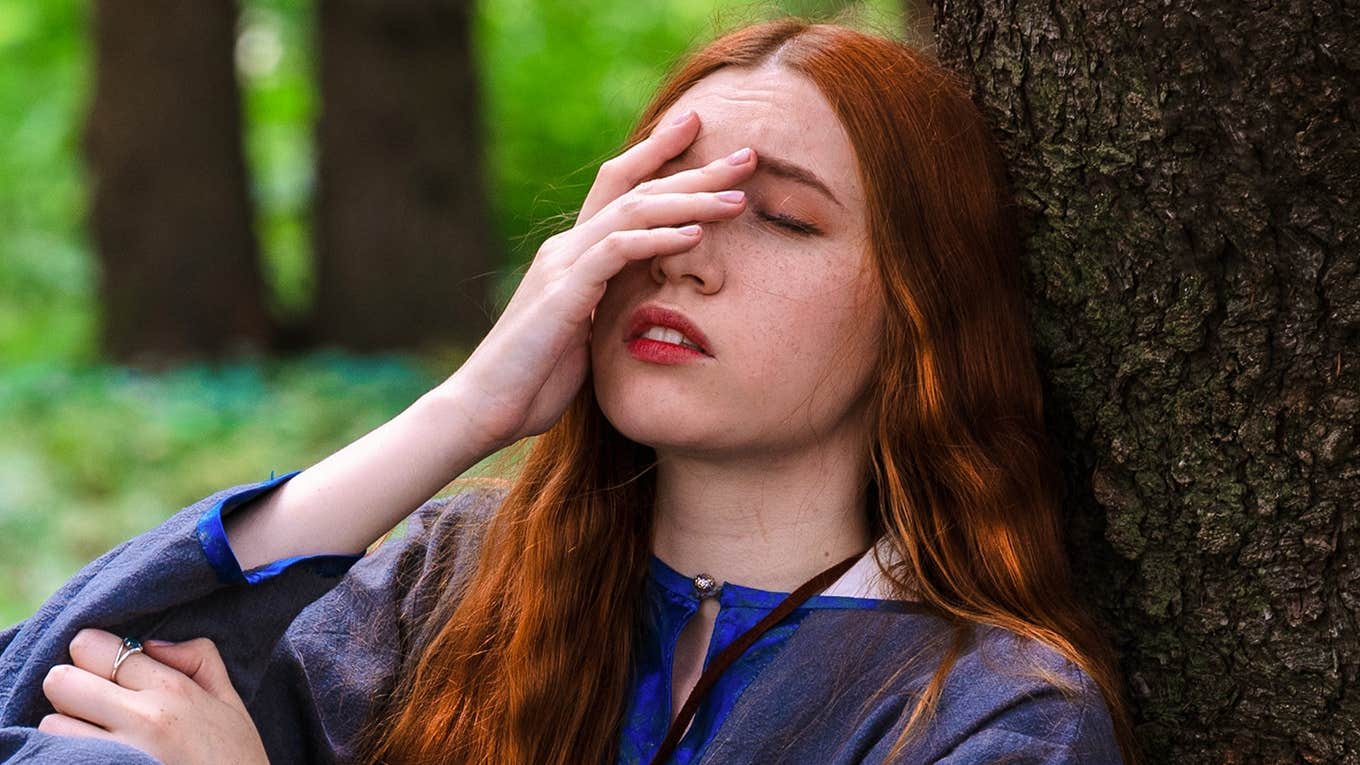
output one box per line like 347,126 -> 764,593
658,66 -> 861,204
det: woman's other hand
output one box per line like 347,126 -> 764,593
448,109 -> 758,449
39,629 -> 269,765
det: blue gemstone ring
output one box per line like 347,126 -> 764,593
110,636 -> 144,684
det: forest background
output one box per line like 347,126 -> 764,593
0,0 -> 909,626
4,0 -> 1356,761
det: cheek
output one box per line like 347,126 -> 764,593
704,304 -> 877,447
755,276 -> 882,403
775,305 -> 872,380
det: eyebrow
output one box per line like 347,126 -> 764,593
675,146 -> 844,209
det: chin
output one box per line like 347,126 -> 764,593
591,341 -> 744,450
594,379 -> 726,453
599,394 -> 704,447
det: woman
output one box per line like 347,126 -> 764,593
1,17 -> 1138,765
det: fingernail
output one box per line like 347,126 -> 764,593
716,190 -> 745,203
679,224 -> 701,236
669,110 -> 695,127
145,639 -> 176,647
726,147 -> 752,164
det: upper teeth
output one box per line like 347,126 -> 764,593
641,325 -> 705,352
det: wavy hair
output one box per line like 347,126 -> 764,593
357,17 -> 1140,765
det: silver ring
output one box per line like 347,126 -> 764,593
110,636 -> 143,684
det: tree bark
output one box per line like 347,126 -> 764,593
930,1 -> 1359,762
85,0 -> 270,365
312,0 -> 495,352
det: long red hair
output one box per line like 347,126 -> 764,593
358,17 -> 1140,765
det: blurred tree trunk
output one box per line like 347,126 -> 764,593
930,0 -> 1358,762
85,0 -> 270,365
312,0 -> 495,352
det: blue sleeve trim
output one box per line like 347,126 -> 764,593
195,470 -> 365,585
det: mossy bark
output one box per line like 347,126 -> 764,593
930,1 -> 1359,761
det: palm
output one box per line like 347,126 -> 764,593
449,110 -> 752,448
522,338 -> 589,435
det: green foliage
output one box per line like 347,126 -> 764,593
0,0 -> 94,366
0,352 -> 448,627
0,0 -> 904,622
0,0 -> 904,363
475,0 -> 906,302
238,0 -> 317,323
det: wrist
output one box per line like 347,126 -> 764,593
423,373 -> 513,460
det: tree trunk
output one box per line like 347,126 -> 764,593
312,0 -> 495,352
85,0 -> 270,365
930,1 -> 1359,762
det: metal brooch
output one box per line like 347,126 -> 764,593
692,572 -> 721,600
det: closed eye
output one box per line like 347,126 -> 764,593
754,209 -> 821,236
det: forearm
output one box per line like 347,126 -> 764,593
223,377 -> 498,570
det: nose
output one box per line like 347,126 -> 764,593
649,227 -> 725,294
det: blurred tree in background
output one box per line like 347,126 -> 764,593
0,0 -> 909,623
87,0 -> 494,361
312,0 -> 494,353
86,0 -> 271,363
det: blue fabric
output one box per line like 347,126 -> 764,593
1,479 -> 1123,764
618,554 -> 921,764
1,474 -> 505,764
194,469 -> 363,585
191,478 -> 934,764
193,475 -> 914,763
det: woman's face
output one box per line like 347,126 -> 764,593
591,64 -> 883,457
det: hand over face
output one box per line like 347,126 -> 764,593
40,628 -> 270,765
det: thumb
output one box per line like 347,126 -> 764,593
143,638 -> 245,708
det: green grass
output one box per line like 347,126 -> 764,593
0,350 -> 464,627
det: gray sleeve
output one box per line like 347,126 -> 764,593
240,486 -> 502,764
923,685 -> 1124,765
919,633 -> 1125,765
0,475 -> 503,764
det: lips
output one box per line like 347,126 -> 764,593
625,304 -> 713,356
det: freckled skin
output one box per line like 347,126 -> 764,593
589,64 -> 885,725
591,64 -> 882,457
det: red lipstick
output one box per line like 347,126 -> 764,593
625,304 -> 713,364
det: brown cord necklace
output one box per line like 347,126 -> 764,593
646,548 -> 865,765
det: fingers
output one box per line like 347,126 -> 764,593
38,711 -> 121,742
578,108 -> 701,223
141,638 -> 240,706
568,225 -> 705,286
564,138 -> 756,258
42,662 -> 138,731
66,628 -> 180,694
626,144 -> 757,199
571,188 -> 748,248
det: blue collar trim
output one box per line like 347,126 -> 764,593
616,554 -> 920,763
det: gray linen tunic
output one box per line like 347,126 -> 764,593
0,474 -> 1122,763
